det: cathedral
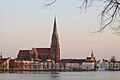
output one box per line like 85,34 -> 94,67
17,17 -> 60,62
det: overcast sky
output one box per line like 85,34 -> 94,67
0,0 -> 120,60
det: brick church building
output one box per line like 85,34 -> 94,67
17,17 -> 60,62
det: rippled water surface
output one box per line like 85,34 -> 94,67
0,71 -> 120,80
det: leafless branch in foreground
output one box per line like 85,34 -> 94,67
79,0 -> 120,35
42,0 -> 56,7
42,0 -> 120,35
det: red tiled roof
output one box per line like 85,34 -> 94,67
35,48 -> 51,55
18,50 -> 31,57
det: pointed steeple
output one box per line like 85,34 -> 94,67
92,50 -> 93,54
52,17 -> 58,38
91,50 -> 94,57
51,17 -> 60,62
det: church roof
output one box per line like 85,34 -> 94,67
35,48 -> 51,54
18,50 -> 31,57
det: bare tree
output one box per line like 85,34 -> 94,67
110,56 -> 116,62
42,0 -> 120,35
81,0 -> 120,35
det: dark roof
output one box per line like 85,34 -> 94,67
60,59 -> 73,63
0,58 -> 10,63
60,59 -> 95,63
9,59 -> 16,61
86,57 -> 92,59
35,48 -> 51,54
18,50 -> 31,57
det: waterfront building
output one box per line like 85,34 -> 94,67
82,60 -> 96,70
60,51 -> 97,71
17,17 -> 60,62
0,57 -> 11,70
0,17 -> 103,71
50,17 -> 60,62
101,59 -> 120,70
30,60 -> 53,70
31,48 -> 51,61
9,59 -> 32,70
17,50 -> 31,60
0,50 -> 98,71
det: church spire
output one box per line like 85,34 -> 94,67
52,17 -> 58,38
51,17 -> 60,62
91,50 -> 94,58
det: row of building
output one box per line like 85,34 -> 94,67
99,58 -> 120,71
0,17 -> 98,71
0,52 -> 97,71
1,53 -> 120,71
0,17 -> 119,71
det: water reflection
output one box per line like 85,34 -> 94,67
0,71 -> 60,74
50,72 -> 60,80
0,71 -> 120,80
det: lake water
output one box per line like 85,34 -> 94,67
0,71 -> 120,80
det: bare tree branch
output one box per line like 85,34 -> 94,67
42,0 -> 56,7
81,0 -> 120,35
42,0 -> 120,35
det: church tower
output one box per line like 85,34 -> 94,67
91,50 -> 94,58
51,17 -> 60,63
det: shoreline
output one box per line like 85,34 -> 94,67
0,69 -> 120,72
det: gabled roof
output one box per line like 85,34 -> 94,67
34,48 -> 51,54
18,50 -> 31,57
